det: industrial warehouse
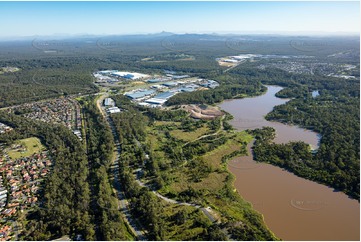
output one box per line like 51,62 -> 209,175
94,70 -> 220,108
124,78 -> 219,107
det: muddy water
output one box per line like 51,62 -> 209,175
219,86 -> 360,241
221,86 -> 319,148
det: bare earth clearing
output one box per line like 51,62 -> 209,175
181,104 -> 224,120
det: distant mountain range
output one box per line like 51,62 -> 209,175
1,31 -> 359,42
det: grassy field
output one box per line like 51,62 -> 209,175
237,130 -> 254,143
154,121 -> 209,141
163,132 -> 251,195
147,131 -> 167,161
167,170 -> 228,194
204,140 -> 240,169
170,125 -> 209,142
8,137 -> 45,159
202,131 -> 253,169
153,121 -> 181,126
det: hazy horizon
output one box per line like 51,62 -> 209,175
0,1 -> 359,39
1,30 -> 360,42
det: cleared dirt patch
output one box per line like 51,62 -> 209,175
181,104 -> 224,120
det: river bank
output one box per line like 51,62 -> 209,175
219,85 -> 360,240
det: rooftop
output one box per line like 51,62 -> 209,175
172,75 -> 190,79
104,98 -> 115,106
107,107 -> 121,114
147,79 -> 162,83
163,82 -> 178,87
153,91 -> 176,100
126,89 -> 155,99
112,71 -> 149,80
145,98 -> 167,105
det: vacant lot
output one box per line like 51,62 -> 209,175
8,137 -> 45,159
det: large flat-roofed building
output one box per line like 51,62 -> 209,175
163,82 -> 178,87
179,84 -> 199,92
164,70 -> 177,75
126,89 -> 155,99
123,74 -> 134,79
144,91 -> 177,106
180,87 -> 195,92
207,80 -> 220,89
172,75 -> 189,79
231,54 -> 260,60
145,98 -> 167,105
150,84 -> 165,90
104,98 -> 115,107
153,91 -> 176,100
111,71 -> 149,80
223,59 -> 238,63
199,80 -> 219,89
147,79 -> 162,83
98,70 -> 118,74
107,107 -> 121,114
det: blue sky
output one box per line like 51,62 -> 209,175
0,1 -> 359,38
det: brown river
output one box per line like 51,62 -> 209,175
219,86 -> 360,241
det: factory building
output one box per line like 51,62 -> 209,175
153,91 -> 176,100
145,98 -> 167,105
172,75 -> 189,79
104,98 -> 115,107
107,107 -> 121,114
147,79 -> 162,83
125,89 -> 155,100
162,82 -> 178,87
144,91 -> 177,106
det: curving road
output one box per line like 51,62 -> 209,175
134,163 -> 218,224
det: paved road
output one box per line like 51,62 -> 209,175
200,208 -> 216,223
134,167 -> 219,223
97,94 -> 147,240
135,178 -> 200,208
